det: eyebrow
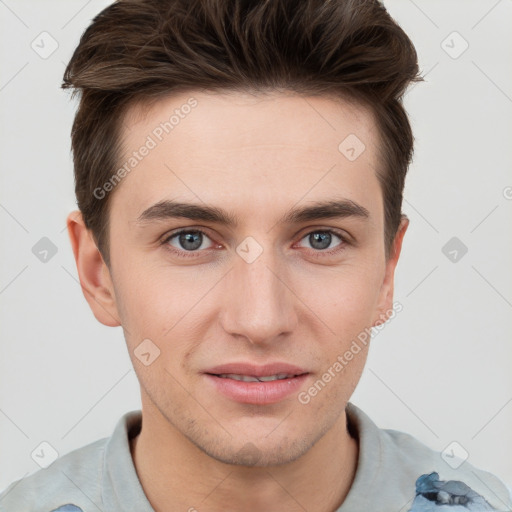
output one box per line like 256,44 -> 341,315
135,198 -> 370,227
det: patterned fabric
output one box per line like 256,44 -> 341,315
409,472 -> 499,511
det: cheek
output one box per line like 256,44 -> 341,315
113,259 -> 217,353
293,260 -> 385,331
111,262 -> 172,339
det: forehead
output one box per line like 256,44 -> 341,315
124,89 -> 378,155
113,90 -> 382,221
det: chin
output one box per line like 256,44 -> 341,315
200,436 -> 313,467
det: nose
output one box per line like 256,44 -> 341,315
218,246 -> 298,346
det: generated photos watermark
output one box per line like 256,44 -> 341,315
93,97 -> 198,200
298,301 -> 403,405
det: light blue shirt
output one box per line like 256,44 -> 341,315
1,403 -> 510,511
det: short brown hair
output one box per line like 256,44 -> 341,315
62,0 -> 420,267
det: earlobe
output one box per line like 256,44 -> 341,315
66,210 -> 121,327
372,215 -> 409,326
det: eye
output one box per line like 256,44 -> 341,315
297,230 -> 345,252
164,229 -> 216,253
161,227 -> 348,259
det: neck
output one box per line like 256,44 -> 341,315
130,401 -> 358,512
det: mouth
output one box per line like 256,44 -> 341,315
213,372 -> 302,382
203,363 -> 309,404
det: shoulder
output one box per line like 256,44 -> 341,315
385,427 -> 510,507
345,403 -> 512,511
0,436 -> 107,512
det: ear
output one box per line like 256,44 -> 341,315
372,215 -> 409,326
66,210 -> 121,327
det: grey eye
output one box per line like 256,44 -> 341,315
300,231 -> 343,251
168,230 -> 212,251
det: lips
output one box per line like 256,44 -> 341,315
204,362 -> 309,405
216,373 -> 296,382
205,362 -> 308,378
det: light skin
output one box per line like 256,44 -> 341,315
67,90 -> 408,512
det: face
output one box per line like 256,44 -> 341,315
79,90 -> 405,466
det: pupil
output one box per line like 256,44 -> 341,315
179,231 -> 202,251
310,232 -> 331,250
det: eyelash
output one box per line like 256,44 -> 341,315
160,228 -> 350,259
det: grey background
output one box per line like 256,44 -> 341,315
1,0 -> 511,492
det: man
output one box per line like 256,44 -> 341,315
0,0 -> 510,511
